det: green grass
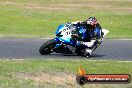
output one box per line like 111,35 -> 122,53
0,59 -> 132,88
0,0 -> 132,38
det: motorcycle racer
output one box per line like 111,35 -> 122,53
39,16 -> 109,58
71,17 -> 103,57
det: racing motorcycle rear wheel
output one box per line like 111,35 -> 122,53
75,45 -> 85,56
39,39 -> 56,55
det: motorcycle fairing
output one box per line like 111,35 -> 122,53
55,24 -> 72,43
54,23 -> 109,55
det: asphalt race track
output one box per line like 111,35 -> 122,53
0,38 -> 132,61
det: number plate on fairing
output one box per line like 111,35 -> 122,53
60,27 -> 72,39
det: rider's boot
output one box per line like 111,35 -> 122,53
82,40 -> 100,57
82,48 -> 92,58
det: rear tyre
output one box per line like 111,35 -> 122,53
39,39 -> 56,55
75,49 -> 84,56
75,45 -> 85,56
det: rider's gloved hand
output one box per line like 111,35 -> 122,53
71,28 -> 78,38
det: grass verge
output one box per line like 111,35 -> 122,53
0,0 -> 132,38
0,59 -> 132,88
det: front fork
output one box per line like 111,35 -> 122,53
54,37 -> 60,43
53,38 -> 62,49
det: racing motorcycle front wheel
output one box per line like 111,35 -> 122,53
39,39 -> 56,55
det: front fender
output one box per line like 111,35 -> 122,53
54,38 -> 60,43
54,37 -> 76,46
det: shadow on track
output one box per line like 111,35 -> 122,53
39,53 -> 106,59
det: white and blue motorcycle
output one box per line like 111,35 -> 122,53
39,22 -> 109,57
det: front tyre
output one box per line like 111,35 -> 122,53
39,39 -> 56,55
